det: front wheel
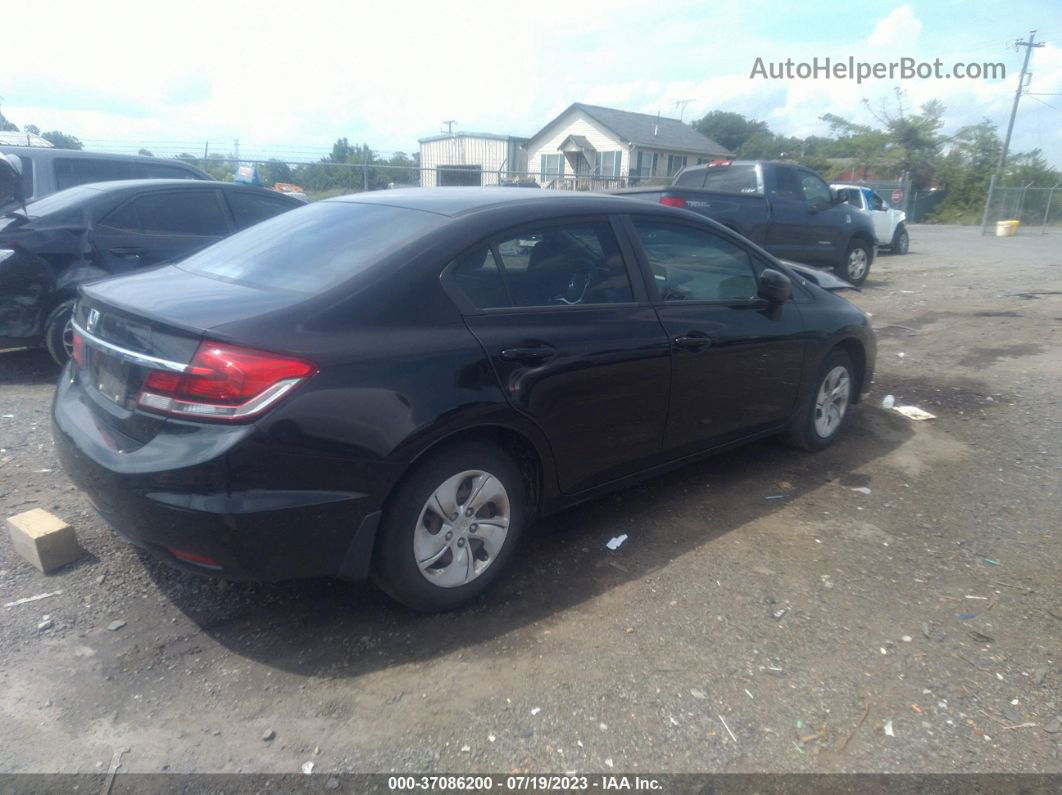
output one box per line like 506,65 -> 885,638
44,300 -> 76,366
372,441 -> 528,612
784,349 -> 855,451
891,224 -> 909,255
836,240 -> 871,285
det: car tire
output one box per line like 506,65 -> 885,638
836,240 -> 871,285
784,349 -> 855,451
44,300 -> 76,366
891,224 -> 909,255
372,441 -> 528,612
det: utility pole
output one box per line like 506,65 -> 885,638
997,30 -> 1044,175
233,138 -> 240,164
442,120 -> 457,136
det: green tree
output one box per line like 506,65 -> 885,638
692,111 -> 770,153
138,148 -> 154,157
40,131 -> 83,150
0,111 -> 17,132
24,124 -> 41,136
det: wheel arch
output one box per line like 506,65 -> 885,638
833,337 -> 867,403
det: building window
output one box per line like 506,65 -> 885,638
594,151 -> 622,177
635,151 -> 659,178
540,153 -> 563,181
667,154 -> 688,176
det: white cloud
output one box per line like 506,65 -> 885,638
868,5 -> 923,48
3,0 -> 1059,166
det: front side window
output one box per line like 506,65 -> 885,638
452,221 -> 634,309
800,172 -> 832,208
632,221 -> 757,302
870,192 -> 886,211
55,158 -> 134,190
130,191 -> 229,236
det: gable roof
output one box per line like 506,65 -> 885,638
528,103 -> 734,157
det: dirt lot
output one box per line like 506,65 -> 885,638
0,224 -> 1060,776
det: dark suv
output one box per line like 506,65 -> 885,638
0,146 -> 209,208
1,179 -> 301,362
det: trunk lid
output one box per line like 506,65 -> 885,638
73,266 -> 305,446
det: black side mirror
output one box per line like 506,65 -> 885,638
759,268 -> 792,303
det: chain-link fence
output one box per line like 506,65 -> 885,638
172,156 -> 675,199
981,177 -> 1062,235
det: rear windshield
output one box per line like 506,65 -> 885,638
20,186 -> 102,217
177,201 -> 447,293
687,164 -> 760,194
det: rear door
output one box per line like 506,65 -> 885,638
626,216 -> 806,455
91,189 -> 233,273
763,164 -> 808,260
445,216 -> 671,494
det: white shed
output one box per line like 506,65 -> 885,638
418,132 -> 529,187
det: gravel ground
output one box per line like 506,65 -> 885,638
0,224 -> 1059,775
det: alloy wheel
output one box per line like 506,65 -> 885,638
413,470 -> 511,588
814,365 -> 850,438
847,247 -> 869,281
62,318 -> 75,359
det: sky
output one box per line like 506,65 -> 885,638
4,0 -> 1062,165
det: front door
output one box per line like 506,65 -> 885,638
448,217 -> 671,494
627,217 -> 806,456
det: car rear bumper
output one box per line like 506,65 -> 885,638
51,369 -> 381,581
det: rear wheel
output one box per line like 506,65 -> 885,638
891,224 -> 909,255
44,300 -> 76,366
372,441 -> 527,611
836,240 -> 871,285
784,349 -> 855,451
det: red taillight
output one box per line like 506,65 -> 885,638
167,547 -> 222,570
660,196 -> 687,209
71,331 -> 86,368
137,340 -> 316,421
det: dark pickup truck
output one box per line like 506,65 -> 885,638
616,160 -> 877,285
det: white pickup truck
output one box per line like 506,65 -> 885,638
832,184 -> 909,255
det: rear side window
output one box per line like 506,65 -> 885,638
492,221 -> 633,308
127,191 -> 229,236
699,164 -> 759,194
137,162 -> 201,180
452,246 -> 509,309
178,202 -> 447,293
227,191 -> 297,229
55,158 -> 134,190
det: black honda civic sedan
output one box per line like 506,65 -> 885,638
52,188 -> 875,611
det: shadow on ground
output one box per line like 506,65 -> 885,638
0,348 -> 62,386
144,404 -> 915,680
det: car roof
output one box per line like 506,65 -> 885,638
66,179 -> 300,197
326,187 -> 659,218
0,145 -> 195,165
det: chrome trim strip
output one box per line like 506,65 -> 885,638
71,320 -> 189,373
